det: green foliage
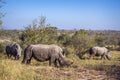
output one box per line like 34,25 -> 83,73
0,42 -> 5,54
95,36 -> 106,47
58,32 -> 71,46
19,17 -> 59,49
18,17 -> 120,60
69,29 -> 94,59
0,42 -> 10,56
0,30 -> 20,43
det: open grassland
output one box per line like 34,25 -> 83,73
0,51 -> 120,80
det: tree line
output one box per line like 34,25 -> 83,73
0,17 -> 120,59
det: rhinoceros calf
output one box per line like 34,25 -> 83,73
22,44 -> 70,67
6,43 -> 22,60
89,46 -> 111,60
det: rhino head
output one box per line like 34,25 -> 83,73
58,56 -> 73,67
106,54 -> 111,60
14,44 -> 22,60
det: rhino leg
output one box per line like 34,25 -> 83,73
54,59 -> 58,67
26,56 -> 33,64
22,59 -> 26,64
22,57 -> 28,64
49,57 -> 57,67
9,54 -> 12,58
49,60 -> 54,67
23,57 -> 32,64
14,55 -> 19,60
7,52 -> 12,59
22,54 -> 27,63
89,54 -> 94,59
58,59 -> 63,67
101,55 -> 106,60
15,56 -> 18,60
7,53 -> 9,58
7,53 -> 11,58
27,60 -> 30,64
22,54 -> 32,64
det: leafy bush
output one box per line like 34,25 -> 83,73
19,17 -> 59,47
69,30 -> 95,59
0,42 -> 6,55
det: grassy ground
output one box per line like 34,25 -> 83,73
0,51 -> 120,80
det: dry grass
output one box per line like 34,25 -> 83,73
0,59 -> 35,80
0,51 -> 120,80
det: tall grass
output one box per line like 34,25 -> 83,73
0,59 -> 35,80
0,51 -> 120,80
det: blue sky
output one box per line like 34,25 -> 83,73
2,0 -> 120,30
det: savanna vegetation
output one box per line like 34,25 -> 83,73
0,17 -> 120,80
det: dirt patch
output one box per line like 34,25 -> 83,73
33,66 -> 114,80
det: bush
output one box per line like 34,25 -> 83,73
19,17 -> 59,46
0,42 -> 6,55
69,30 -> 95,59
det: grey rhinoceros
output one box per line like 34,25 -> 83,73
89,46 -> 111,60
6,43 -> 22,60
22,44 -> 71,67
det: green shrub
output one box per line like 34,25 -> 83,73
0,42 -> 6,55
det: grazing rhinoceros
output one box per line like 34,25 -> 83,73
22,44 -> 70,67
6,43 -> 22,60
89,46 -> 111,60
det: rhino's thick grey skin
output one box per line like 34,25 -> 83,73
22,44 -> 70,67
89,46 -> 111,60
6,43 -> 22,60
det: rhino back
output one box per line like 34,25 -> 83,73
31,45 -> 55,61
93,46 -> 108,55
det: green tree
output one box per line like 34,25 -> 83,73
19,16 -> 59,47
95,35 -> 106,47
39,16 -> 46,30
40,26 -> 58,44
58,32 -> 71,46
20,19 -> 40,45
70,29 -> 94,59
